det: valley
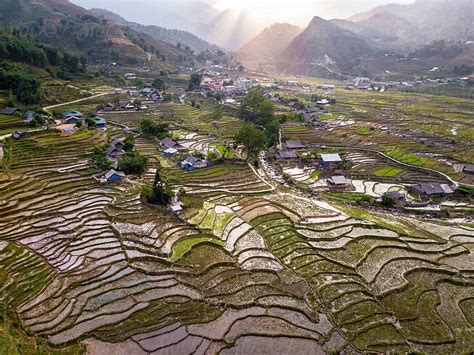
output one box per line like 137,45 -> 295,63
0,0 -> 473,354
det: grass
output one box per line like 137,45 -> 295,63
170,237 -> 225,261
356,126 -> 373,135
386,148 -> 428,166
374,167 -> 404,177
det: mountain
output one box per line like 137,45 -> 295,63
0,0 -> 195,67
332,13 -> 425,52
72,0 -> 261,50
276,16 -> 376,78
347,0 -> 473,44
237,23 -> 302,68
196,9 -> 261,51
90,8 -> 219,53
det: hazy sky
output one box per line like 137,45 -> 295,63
73,0 -> 416,26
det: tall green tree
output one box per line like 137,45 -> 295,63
239,88 -> 274,126
147,166 -> 174,205
188,73 -> 202,91
235,124 -> 266,161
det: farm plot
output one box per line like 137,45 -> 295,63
167,164 -> 273,195
0,114 -> 25,135
1,127 -> 473,353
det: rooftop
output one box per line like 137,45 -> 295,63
321,154 -> 342,162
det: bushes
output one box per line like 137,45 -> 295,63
144,167 -> 174,205
90,144 -> 111,171
140,118 -> 169,139
0,62 -> 41,104
118,152 -> 148,176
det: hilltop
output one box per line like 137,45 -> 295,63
90,8 -> 219,54
276,16 -> 376,78
0,0 -> 195,67
237,23 -> 302,68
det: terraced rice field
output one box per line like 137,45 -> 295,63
0,114 -> 25,135
1,129 -> 473,353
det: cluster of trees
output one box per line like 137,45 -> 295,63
142,167 -> 174,205
140,118 -> 169,139
188,73 -> 202,91
0,62 -> 41,104
235,88 -> 281,161
118,152 -> 149,176
0,29 -> 87,73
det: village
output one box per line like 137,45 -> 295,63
1,66 -> 473,223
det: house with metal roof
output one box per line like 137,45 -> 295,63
327,176 -> 349,186
284,140 -> 305,150
410,183 -> 455,198
276,150 -> 298,160
181,156 -> 207,171
104,169 -> 126,183
321,154 -> 342,163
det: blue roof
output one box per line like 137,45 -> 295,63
63,110 -> 83,117
93,117 -> 107,125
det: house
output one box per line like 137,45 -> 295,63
159,137 -> 186,151
410,183 -> 455,198
12,130 -> 26,139
104,169 -> 126,183
123,103 -> 136,110
317,99 -> 330,105
181,156 -> 207,171
276,150 -> 298,160
102,103 -> 116,112
284,140 -> 305,150
106,145 -> 126,161
321,154 -> 342,167
24,111 -> 36,123
0,107 -> 20,115
327,176 -> 349,186
93,117 -> 107,129
463,164 -> 474,175
62,110 -> 84,118
169,202 -> 183,214
124,73 -> 136,80
110,138 -> 126,150
164,148 -> 178,158
127,90 -> 140,97
64,116 -> 80,124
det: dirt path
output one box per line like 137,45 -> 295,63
43,92 -> 113,112
318,144 -> 474,188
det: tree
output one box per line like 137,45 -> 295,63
382,195 -> 395,208
235,124 -> 266,161
146,167 -> 174,205
207,150 -> 219,161
264,119 -> 280,147
152,78 -> 166,90
118,152 -> 148,176
188,73 -> 202,91
140,118 -> 168,138
132,98 -> 142,108
239,88 -> 274,126
90,144 -> 111,171
123,135 -> 134,152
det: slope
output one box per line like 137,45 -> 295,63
90,8 -> 219,54
277,16 -> 376,78
237,23 -> 302,67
